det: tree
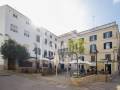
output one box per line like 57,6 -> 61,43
67,38 -> 85,77
0,39 -> 30,70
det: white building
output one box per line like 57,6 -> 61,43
0,5 -> 58,69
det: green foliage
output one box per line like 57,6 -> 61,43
68,39 -> 74,52
1,39 -> 30,61
67,38 -> 84,54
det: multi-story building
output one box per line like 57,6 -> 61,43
39,27 -> 58,60
58,22 -> 119,74
0,5 -> 58,69
0,5 -> 119,74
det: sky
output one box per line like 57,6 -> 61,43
0,0 -> 120,35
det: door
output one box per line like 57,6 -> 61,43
8,59 -> 16,70
105,64 -> 111,74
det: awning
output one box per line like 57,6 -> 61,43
86,61 -> 96,66
41,58 -> 53,62
69,59 -> 85,64
59,61 -> 65,64
69,60 -> 96,66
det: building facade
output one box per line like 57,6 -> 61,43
58,22 -> 119,74
0,5 -> 58,69
0,5 -> 119,74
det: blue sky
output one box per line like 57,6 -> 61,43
84,0 -> 120,28
0,0 -> 120,35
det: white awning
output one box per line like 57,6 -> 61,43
69,60 -> 96,66
69,59 -> 85,64
59,61 -> 65,64
41,58 -> 53,62
86,61 -> 96,66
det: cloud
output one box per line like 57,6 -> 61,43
113,0 -> 120,4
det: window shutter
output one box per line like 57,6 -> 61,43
110,31 -> 112,37
110,42 -> 112,48
90,45 -> 92,52
94,44 -> 96,51
89,36 -> 91,41
104,43 -> 106,49
95,35 -> 97,40
103,33 -> 105,39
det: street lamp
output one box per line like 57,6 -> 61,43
95,49 -> 98,74
55,51 -> 59,76
33,43 -> 38,73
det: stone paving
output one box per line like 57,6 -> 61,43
0,71 -> 120,90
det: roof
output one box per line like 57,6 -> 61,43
78,21 -> 117,35
58,21 -> 118,38
58,30 -> 78,38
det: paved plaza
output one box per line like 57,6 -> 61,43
0,72 -> 120,90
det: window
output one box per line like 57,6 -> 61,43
34,48 -> 41,55
26,21 -> 30,25
90,44 -> 96,53
13,14 -> 18,19
90,35 -> 97,41
79,56 -> 84,61
37,28 -> 40,32
55,44 -> 57,49
105,54 -> 111,61
45,39 -> 47,45
10,24 -> 18,33
55,38 -> 57,41
38,48 -> 41,55
61,41 -> 64,47
104,42 -> 112,49
103,31 -> 112,39
24,30 -> 29,37
34,47 -> 37,54
36,35 -> 40,42
81,65 -> 84,69
45,32 -> 47,36
49,41 -> 52,47
44,50 -> 47,58
49,51 -> 53,58
91,56 -> 95,62
50,35 -> 52,38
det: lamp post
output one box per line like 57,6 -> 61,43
34,43 -> 38,73
95,49 -> 98,74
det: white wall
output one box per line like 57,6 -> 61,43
0,5 -> 59,66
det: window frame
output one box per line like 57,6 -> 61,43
90,44 -> 96,53
36,35 -> 40,43
89,35 -> 97,41
103,31 -> 112,39
104,42 -> 112,49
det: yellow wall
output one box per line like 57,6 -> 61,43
82,25 -> 119,73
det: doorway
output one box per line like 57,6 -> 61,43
8,59 -> 16,70
105,64 -> 111,74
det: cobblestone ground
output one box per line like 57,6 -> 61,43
0,73 -> 120,90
